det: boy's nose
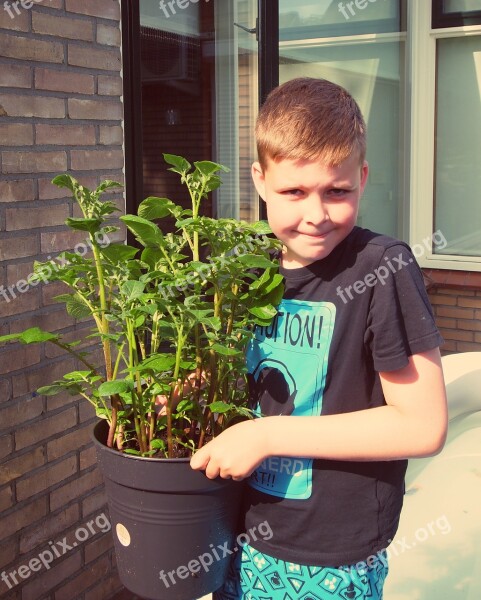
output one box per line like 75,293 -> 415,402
305,196 -> 329,225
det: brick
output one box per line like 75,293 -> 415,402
441,329 -> 473,342
84,528 -> 113,563
17,455 -> 77,501
20,504 -> 79,554
97,23 -> 120,47
0,63 -> 31,88
0,122 -> 33,146
0,33 -> 64,62
39,174 -> 98,200
0,433 -> 13,459
458,296 -> 481,309
457,341 -> 481,352
434,317 -> 456,329
6,260 -> 34,286
0,396 -> 44,432
436,287 -> 476,296
68,43 -> 121,71
32,11 -> 94,41
0,379 -> 11,404
36,123 -> 96,146
68,98 -> 122,120
35,67 -> 95,94
6,203 -> 69,230
79,396 -> 96,423
99,125 -> 123,145
10,308 -> 74,335
55,554 -> 110,600
0,179 -> 35,203
22,552 -> 82,600
0,447 -> 45,485
50,466 -> 103,511
476,332 -> 481,344
440,339 -> 457,352
0,496 -> 47,541
0,92 -> 65,118
71,149 -> 123,171
98,74 -> 122,96
477,310 -> 481,320
65,0 -> 121,21
0,235 -> 38,260
81,487 -> 108,518
456,319 -> 481,332
0,484 -> 13,512
47,423 -> 93,461
0,345 -> 40,376
85,569 -> 123,600
429,294 -> 457,306
2,151 -> 67,175
15,407 -> 77,451
0,5 -> 29,31
0,539 -> 16,570
40,229 -> 92,254
437,306 -> 475,320
13,355 -> 76,399
0,288 -> 38,318
80,444 -> 96,470
41,280 -> 70,305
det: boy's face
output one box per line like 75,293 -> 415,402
252,154 -> 368,268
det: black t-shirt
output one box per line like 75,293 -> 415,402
242,226 -> 443,566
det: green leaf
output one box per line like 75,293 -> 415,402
163,153 -> 191,175
0,327 -> 60,345
120,280 -> 145,302
98,380 -> 134,396
138,197 -> 177,221
54,294 -> 92,319
101,244 -> 139,263
150,439 -> 167,450
194,161 -> 230,178
210,344 -> 242,356
236,254 -> 277,269
95,180 -> 123,194
138,354 -> 177,372
120,215 -> 164,248
65,217 -> 102,234
248,305 -> 278,321
208,401 -> 233,414
52,174 -> 78,192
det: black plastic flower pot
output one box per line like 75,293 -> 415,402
92,420 -> 243,600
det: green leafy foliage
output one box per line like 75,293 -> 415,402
0,156 -> 284,458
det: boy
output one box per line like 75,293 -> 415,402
191,78 -> 448,599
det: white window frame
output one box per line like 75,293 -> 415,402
409,0 -> 481,271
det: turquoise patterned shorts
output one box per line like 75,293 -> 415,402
214,543 -> 388,600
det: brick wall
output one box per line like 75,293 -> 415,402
425,269 -> 481,354
0,1 -> 125,598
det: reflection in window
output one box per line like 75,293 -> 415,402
434,36 -> 481,257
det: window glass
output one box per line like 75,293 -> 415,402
279,1 -> 406,239
434,35 -> 481,256
280,0 -> 402,40
444,0 -> 481,14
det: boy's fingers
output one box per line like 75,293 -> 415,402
190,446 -> 210,471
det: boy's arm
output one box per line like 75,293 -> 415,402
190,347 -> 448,480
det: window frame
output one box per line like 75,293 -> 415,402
410,0 -> 481,271
432,0 -> 481,29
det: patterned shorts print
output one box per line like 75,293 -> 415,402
213,543 -> 388,600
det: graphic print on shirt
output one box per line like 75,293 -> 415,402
246,299 -> 336,499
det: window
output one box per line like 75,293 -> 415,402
411,1 -> 481,269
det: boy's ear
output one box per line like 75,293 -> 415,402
360,161 -> 369,194
251,161 -> 267,200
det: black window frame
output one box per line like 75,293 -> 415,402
432,0 -> 481,28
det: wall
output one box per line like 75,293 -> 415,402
425,269 -> 481,354
0,1 -> 125,598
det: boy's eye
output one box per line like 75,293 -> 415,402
328,188 -> 350,197
281,189 -> 303,196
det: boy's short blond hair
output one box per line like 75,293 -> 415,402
256,77 -> 366,170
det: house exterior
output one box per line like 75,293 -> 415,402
0,0 -> 480,598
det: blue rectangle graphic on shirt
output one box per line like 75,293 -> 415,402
246,300 -> 336,499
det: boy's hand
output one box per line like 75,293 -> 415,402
190,419 -> 268,480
